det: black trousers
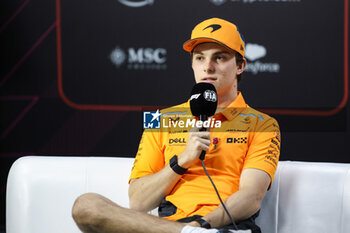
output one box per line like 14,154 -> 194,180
159,199 -> 261,233
177,213 -> 261,233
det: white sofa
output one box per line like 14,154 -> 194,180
6,156 -> 350,233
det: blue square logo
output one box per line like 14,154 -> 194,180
143,110 -> 161,129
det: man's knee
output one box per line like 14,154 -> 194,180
72,192 -> 105,227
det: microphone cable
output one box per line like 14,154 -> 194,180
200,159 -> 238,230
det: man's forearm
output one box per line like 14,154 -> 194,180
201,169 -> 270,228
129,129 -> 211,212
201,189 -> 262,228
128,164 -> 182,212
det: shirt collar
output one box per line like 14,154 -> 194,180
215,92 -> 248,121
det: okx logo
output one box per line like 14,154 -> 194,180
143,110 -> 161,129
227,137 -> 247,144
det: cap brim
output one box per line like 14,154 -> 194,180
183,37 -> 233,53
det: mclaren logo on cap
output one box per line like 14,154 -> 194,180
203,24 -> 222,33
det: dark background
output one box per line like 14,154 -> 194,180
1,0 -> 349,231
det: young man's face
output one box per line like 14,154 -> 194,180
191,43 -> 245,98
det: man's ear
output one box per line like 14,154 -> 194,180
237,58 -> 247,75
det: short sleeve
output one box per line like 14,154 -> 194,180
243,117 -> 281,187
129,129 -> 165,183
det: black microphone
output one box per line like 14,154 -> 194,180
189,83 -> 218,160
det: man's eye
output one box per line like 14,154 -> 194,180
195,56 -> 204,61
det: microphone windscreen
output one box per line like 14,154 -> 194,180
190,83 -> 217,117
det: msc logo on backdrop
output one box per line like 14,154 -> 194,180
118,0 -> 154,7
244,43 -> 281,75
110,46 -> 167,70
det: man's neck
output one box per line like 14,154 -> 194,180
217,90 -> 238,109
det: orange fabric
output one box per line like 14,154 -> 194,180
129,92 -> 280,220
183,18 -> 245,57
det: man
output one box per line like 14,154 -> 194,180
72,18 -> 280,233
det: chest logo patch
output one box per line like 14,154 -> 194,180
227,137 -> 247,144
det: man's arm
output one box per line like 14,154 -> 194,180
191,168 -> 271,228
129,164 -> 182,212
129,129 -> 211,212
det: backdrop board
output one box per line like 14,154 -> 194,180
58,0 -> 346,111
0,0 -> 349,230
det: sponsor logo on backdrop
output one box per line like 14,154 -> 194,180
210,0 -> 227,5
118,0 -> 154,7
243,0 -> 300,2
209,0 -> 300,4
110,47 -> 126,68
110,46 -> 167,70
244,43 -> 280,75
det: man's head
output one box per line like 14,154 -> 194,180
183,18 -> 246,98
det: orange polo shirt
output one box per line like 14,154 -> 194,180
129,92 -> 280,220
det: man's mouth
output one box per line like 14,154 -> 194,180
201,77 -> 217,83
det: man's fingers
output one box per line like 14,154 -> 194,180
189,123 -> 210,133
191,138 -> 210,152
189,131 -> 210,138
189,125 -> 201,132
200,144 -> 210,151
197,137 -> 211,146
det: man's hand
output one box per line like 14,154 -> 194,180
178,127 -> 211,169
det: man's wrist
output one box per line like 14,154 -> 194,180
186,221 -> 201,227
169,155 -> 188,175
194,218 -> 211,229
177,153 -> 191,168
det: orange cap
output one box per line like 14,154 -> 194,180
183,18 -> 245,57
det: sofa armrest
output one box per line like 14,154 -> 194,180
256,161 -> 350,233
6,156 -> 135,233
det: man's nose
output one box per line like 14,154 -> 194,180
204,60 -> 215,73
